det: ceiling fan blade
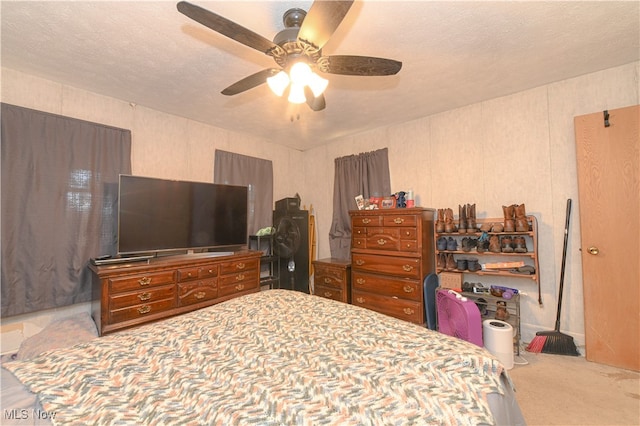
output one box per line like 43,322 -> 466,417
177,1 -> 280,55
297,0 -> 354,50
304,87 -> 326,111
317,55 -> 402,76
221,69 -> 280,96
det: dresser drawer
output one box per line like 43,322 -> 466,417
351,253 -> 421,280
176,264 -> 217,282
219,269 -> 260,297
109,284 -> 176,310
219,258 -> 258,275
383,214 -> 418,227
109,270 -> 175,293
109,298 -> 175,323
314,266 -> 346,288
352,215 -> 383,227
315,284 -> 345,302
178,279 -> 218,306
351,271 -> 421,302
351,289 -> 423,324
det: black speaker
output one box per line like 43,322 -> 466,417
273,209 -> 309,293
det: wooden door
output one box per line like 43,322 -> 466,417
574,105 -> 639,371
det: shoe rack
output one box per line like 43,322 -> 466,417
434,215 -> 541,305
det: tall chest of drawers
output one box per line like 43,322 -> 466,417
90,251 -> 261,335
350,208 -> 435,325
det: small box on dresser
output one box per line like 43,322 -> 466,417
312,258 -> 351,303
350,207 -> 435,325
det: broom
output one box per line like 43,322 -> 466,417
526,199 -> 580,356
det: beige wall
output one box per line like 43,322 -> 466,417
1,62 -> 638,352
304,61 -> 639,345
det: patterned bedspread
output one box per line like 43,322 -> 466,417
5,290 -> 510,425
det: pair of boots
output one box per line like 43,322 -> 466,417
437,236 -> 458,251
458,204 -> 477,233
501,236 -> 527,253
456,258 -> 481,272
436,208 -> 458,233
503,204 -> 529,232
437,252 -> 456,270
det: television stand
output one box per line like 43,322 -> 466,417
90,250 -> 261,336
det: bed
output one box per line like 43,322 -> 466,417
1,290 -> 525,425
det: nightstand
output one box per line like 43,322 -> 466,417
312,258 -> 351,303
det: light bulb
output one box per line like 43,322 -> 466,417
266,71 -> 290,97
288,82 -> 306,104
289,62 -> 312,85
308,72 -> 328,97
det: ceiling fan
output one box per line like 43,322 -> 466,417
176,1 -> 402,111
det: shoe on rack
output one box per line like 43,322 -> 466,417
437,236 -> 448,251
444,208 -> 457,233
466,203 -> 477,233
456,259 -> 468,271
476,232 -> 490,253
458,204 -> 467,234
503,204 -> 516,233
467,259 -> 481,272
446,237 -> 458,251
513,236 -> 527,253
489,235 -> 501,253
437,253 -> 446,270
515,204 -> 529,232
436,209 -> 446,233
446,253 -> 456,270
501,236 -> 514,253
461,237 -> 478,252
491,223 -> 504,233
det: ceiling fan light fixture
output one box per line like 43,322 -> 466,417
308,72 -> 328,97
288,82 -> 307,104
267,71 -> 290,97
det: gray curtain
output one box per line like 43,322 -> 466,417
214,150 -> 273,237
1,103 -> 131,317
329,148 -> 391,259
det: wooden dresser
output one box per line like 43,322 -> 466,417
350,208 -> 435,325
90,251 -> 261,335
312,258 -> 351,303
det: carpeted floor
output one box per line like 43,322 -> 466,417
508,350 -> 640,425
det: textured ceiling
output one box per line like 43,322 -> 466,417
2,1 -> 639,151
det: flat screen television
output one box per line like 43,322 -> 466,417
117,175 -> 248,255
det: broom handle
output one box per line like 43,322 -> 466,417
555,198 -> 572,332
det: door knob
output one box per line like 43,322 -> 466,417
588,246 -> 600,255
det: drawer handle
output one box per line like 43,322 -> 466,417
187,272 -> 193,277
402,265 -> 414,272
235,284 -> 245,291
356,297 -> 365,304
138,292 -> 152,301
355,259 -> 365,266
362,218 -> 371,224
236,263 -> 246,270
138,277 -> 151,286
403,285 -> 414,293
356,278 -> 365,285
377,239 -> 387,245
208,269 -> 214,274
403,308 -> 415,315
323,291 -> 333,297
195,291 -> 206,300
394,218 -> 405,224
323,278 -> 332,284
236,273 -> 245,281
137,305 -> 151,314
